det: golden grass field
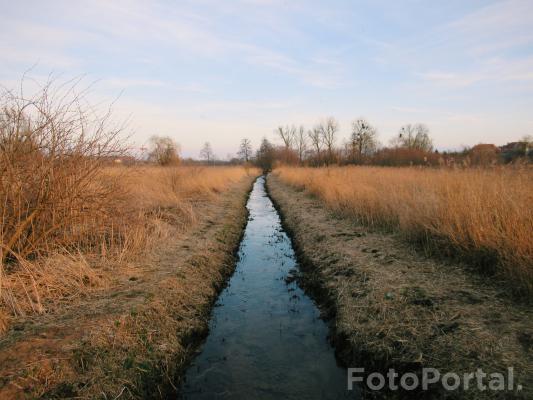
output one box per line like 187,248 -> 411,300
274,166 -> 533,296
0,165 -> 255,333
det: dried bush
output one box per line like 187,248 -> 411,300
0,76 -> 260,334
0,78 -> 126,265
0,160 -> 255,330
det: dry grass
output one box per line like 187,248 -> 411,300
274,166 -> 533,296
268,175 -> 533,399
0,78 -> 259,397
0,165 -> 256,333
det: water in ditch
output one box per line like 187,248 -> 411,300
181,176 -> 358,399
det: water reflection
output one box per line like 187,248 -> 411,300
181,176 -> 358,399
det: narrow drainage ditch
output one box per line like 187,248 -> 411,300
181,176 -> 358,399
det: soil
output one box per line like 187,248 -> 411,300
267,174 -> 532,400
0,176 -> 256,399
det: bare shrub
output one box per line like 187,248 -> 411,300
0,163 -> 255,332
0,78 -> 127,263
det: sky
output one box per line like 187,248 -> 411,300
1,0 -> 533,158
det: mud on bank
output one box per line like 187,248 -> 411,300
0,176 -> 256,399
266,174 -> 532,399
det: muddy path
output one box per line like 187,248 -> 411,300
181,176 -> 357,399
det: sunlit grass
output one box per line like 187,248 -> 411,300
275,166 -> 533,296
0,165 -> 257,331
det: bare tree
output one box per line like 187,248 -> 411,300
255,137 -> 274,173
294,125 -> 307,164
319,117 -> 338,164
308,125 -> 322,165
348,118 -> 378,163
148,135 -> 180,165
393,123 -> 433,152
275,125 -> 296,149
200,142 -> 214,164
237,138 -> 252,162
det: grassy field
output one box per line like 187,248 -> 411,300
274,166 -> 533,297
0,165 -> 255,334
267,174 -> 533,399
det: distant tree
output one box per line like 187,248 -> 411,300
148,135 -> 180,166
275,125 -> 296,149
237,138 -> 253,162
200,142 -> 214,164
348,118 -> 378,163
319,117 -> 338,164
308,125 -> 322,165
255,137 -> 275,173
294,125 -> 307,164
393,123 -> 433,152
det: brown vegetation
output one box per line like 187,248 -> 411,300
0,78 -> 257,333
0,170 -> 256,398
0,77 -> 260,398
267,175 -> 532,399
0,165 -> 254,333
0,79 -> 125,266
274,166 -> 533,297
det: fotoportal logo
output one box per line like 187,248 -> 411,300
347,367 -> 523,392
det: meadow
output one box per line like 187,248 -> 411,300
274,166 -> 533,297
1,79 -> 531,398
0,165 -> 253,333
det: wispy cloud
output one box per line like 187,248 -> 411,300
1,0 -> 532,153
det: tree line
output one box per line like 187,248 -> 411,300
146,117 -> 532,169
251,118 -> 531,170
254,117 -> 434,170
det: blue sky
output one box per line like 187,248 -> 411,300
1,0 -> 532,158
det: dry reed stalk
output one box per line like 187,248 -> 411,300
275,166 -> 533,296
0,163 -> 255,331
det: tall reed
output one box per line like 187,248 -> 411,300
275,166 -> 533,296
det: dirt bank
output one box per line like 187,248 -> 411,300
0,176 -> 256,399
267,174 -> 532,399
